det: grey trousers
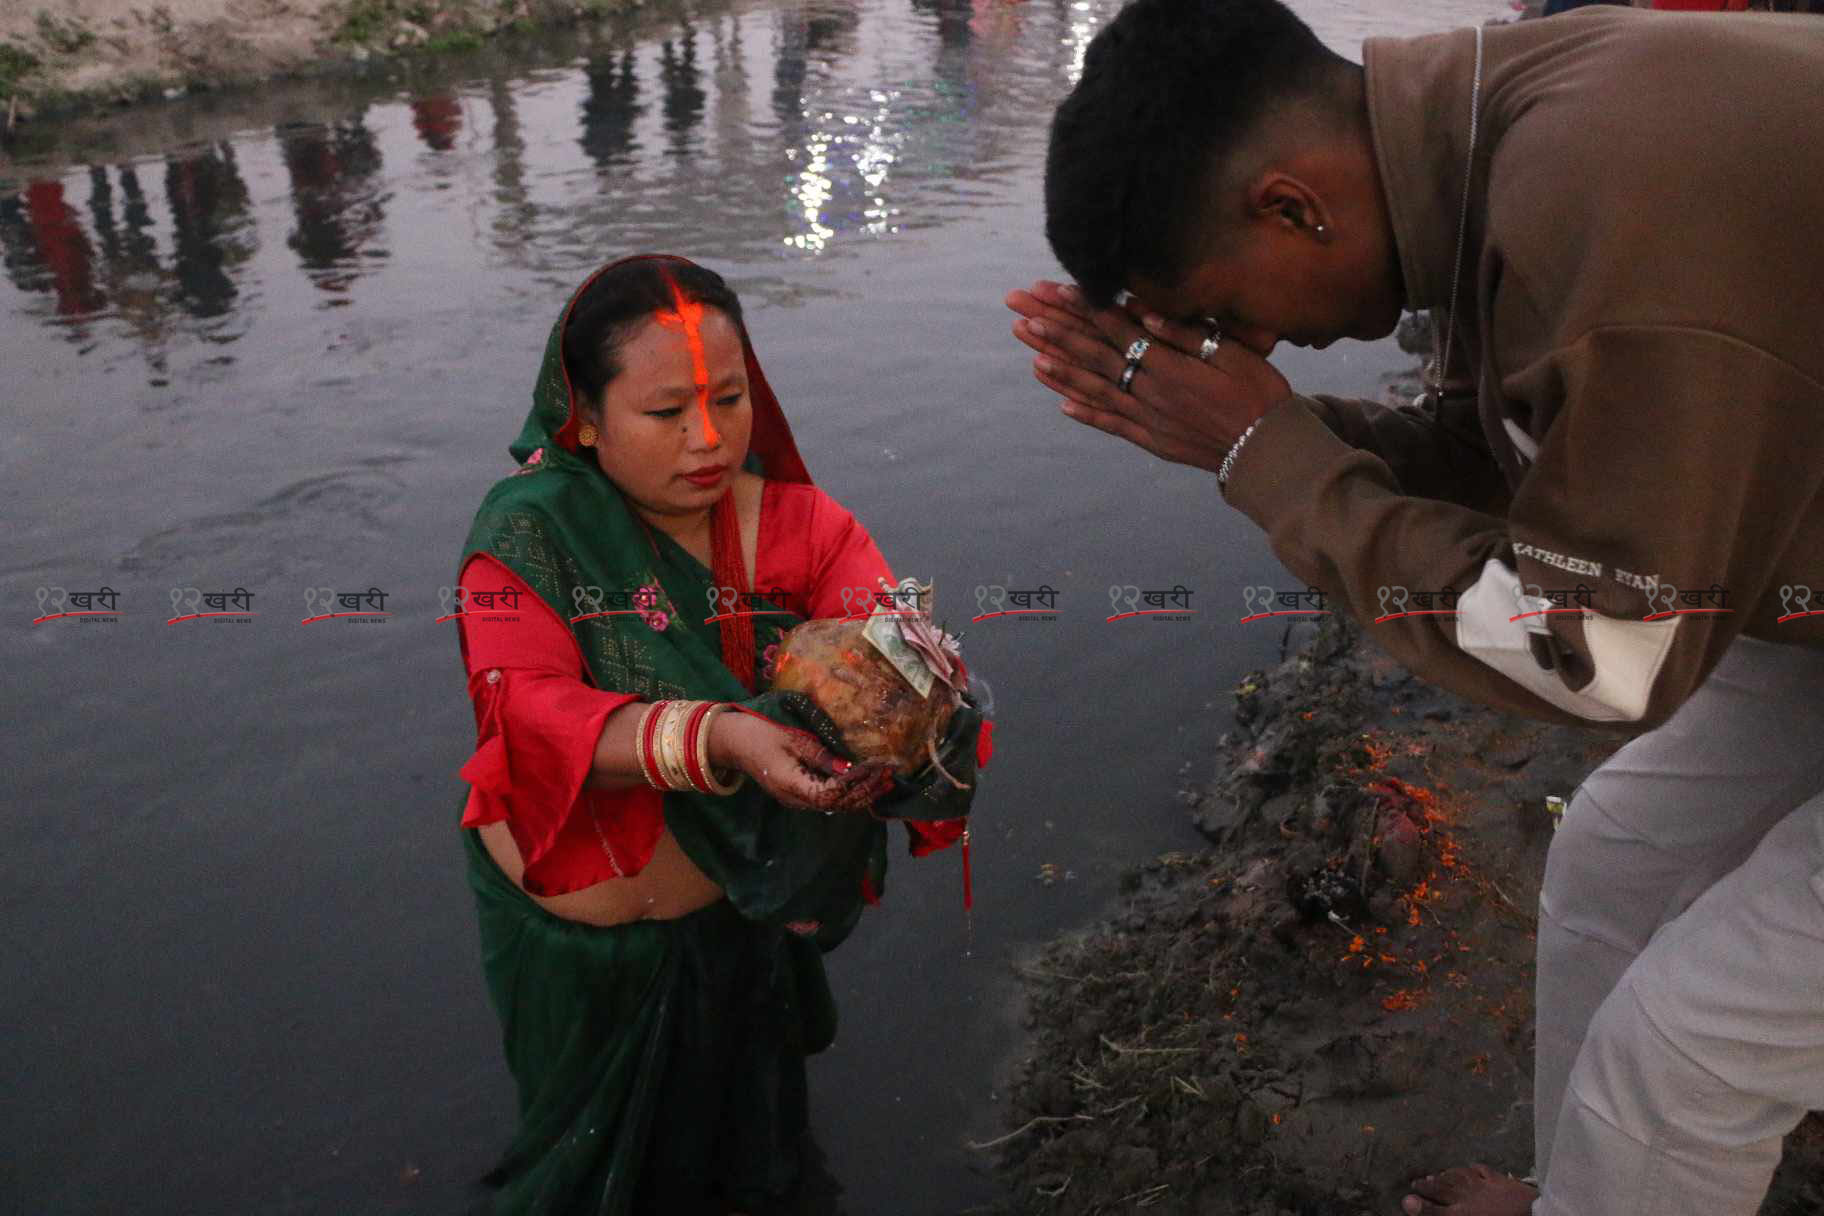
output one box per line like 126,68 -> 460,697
1531,634 -> 1824,1215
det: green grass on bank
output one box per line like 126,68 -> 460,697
427,28 -> 487,52
332,0 -> 522,50
34,12 -> 96,55
1,42 -> 42,104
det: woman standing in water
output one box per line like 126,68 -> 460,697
451,254 -> 983,1215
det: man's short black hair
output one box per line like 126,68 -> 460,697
1045,0 -> 1345,305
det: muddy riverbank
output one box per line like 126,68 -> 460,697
0,0 -> 646,125
980,612 -> 1824,1215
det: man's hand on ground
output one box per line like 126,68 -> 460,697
1006,279 -> 1294,473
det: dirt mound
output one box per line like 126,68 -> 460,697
983,615 -> 1823,1215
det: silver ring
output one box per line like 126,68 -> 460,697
1199,325 -> 1223,363
1119,337 -> 1149,393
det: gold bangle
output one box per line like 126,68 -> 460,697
694,704 -> 745,795
675,701 -> 704,790
659,700 -> 696,791
654,701 -> 682,791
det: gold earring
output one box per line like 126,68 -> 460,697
577,422 -> 599,446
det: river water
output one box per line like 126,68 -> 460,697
2,0 -> 1509,1211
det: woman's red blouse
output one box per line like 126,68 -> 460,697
456,480 -> 966,898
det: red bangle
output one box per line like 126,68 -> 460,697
680,701 -> 717,792
638,700 -> 669,789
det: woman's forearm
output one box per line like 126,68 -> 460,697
586,701 -> 750,791
584,701 -> 657,790
589,703 -> 881,810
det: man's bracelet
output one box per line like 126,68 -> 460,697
1217,419 -> 1261,492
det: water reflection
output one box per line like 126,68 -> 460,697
706,13 -> 753,176
776,4 -> 892,253
910,0 -> 975,49
0,149 -> 256,359
410,94 -> 465,153
1,180 -> 105,325
165,144 -> 257,319
581,50 -> 644,170
277,115 -> 388,296
89,165 -> 159,290
489,79 -> 537,267
659,27 -> 707,157
5,0 -> 1088,331
1058,0 -> 1097,84
801,2 -> 865,59
85,164 -> 170,357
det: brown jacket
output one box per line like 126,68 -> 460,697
1224,7 -> 1824,732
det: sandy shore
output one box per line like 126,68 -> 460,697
0,0 -> 639,123
980,614 -> 1824,1215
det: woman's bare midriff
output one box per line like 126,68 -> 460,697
478,821 -> 726,926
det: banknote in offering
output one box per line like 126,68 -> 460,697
768,578 -> 965,776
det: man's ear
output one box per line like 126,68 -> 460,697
1252,171 -> 1325,234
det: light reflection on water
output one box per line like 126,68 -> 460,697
3,1 -> 1511,1213
0,0 -> 1508,350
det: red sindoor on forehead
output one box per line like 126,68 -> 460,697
653,271 -> 717,446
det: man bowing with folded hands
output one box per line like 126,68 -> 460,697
1008,1 -> 1824,1214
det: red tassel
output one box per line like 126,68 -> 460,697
961,826 -> 973,911
709,490 -> 757,691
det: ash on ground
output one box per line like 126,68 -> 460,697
982,614 -> 1823,1215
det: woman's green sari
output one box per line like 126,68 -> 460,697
463,831 -> 833,1215
456,257 -> 975,1215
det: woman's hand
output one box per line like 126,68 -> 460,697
1006,280 -> 1294,472
709,709 -> 894,812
